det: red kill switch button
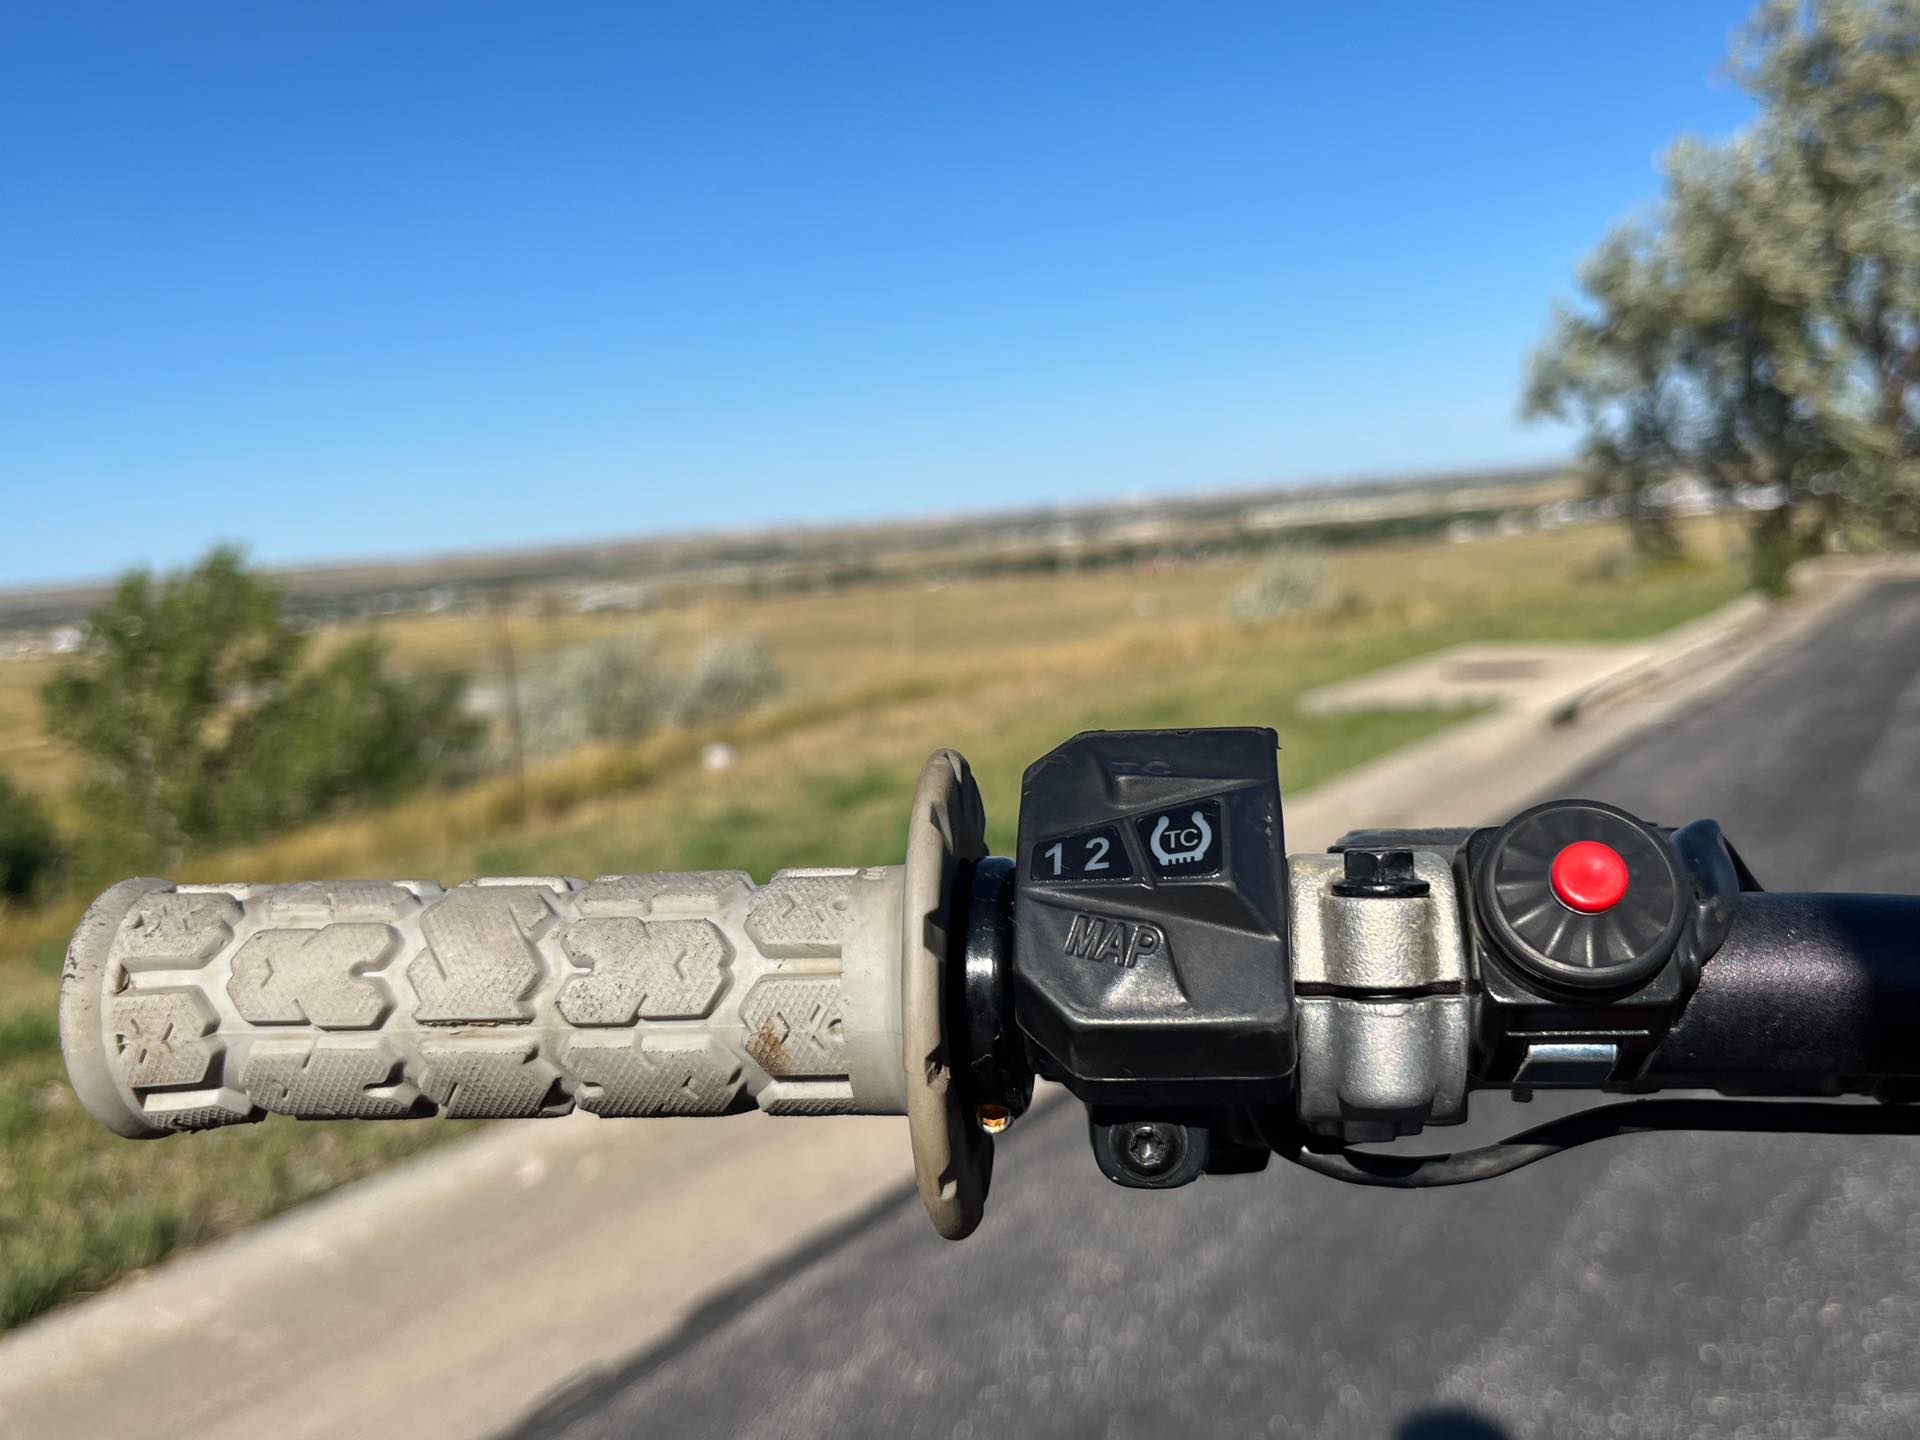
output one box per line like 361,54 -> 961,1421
1550,840 -> 1630,913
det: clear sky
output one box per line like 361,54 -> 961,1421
1,2 -> 1759,586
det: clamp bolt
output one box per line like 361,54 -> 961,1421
1332,848 -> 1430,899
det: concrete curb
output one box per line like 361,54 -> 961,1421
1545,593 -> 1771,723
1550,554 -> 1920,724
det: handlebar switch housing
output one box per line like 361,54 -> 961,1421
1463,800 -> 1739,1087
1012,728 -> 1292,1106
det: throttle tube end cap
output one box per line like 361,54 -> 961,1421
59,877 -> 174,1140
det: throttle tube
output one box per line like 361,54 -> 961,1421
1640,892 -> 1920,1095
61,867 -> 909,1138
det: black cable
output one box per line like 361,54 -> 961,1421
1270,1099 -> 1920,1189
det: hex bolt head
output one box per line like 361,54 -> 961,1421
1332,848 -> 1430,899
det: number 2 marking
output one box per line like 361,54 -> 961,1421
1084,835 -> 1110,871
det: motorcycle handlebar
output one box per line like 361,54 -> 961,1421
52,728 -> 1920,1238
66,873 -> 1920,1136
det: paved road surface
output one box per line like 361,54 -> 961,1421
509,579 -> 1920,1440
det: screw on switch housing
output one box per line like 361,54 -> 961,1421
1088,1113 -> 1211,1188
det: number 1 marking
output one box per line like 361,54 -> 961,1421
1045,842 -> 1064,877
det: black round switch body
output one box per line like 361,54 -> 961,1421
1475,799 -> 1687,994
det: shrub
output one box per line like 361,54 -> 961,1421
676,637 -> 786,725
519,631 -> 787,756
1227,547 -> 1334,623
0,774 -> 60,899
520,633 -> 679,756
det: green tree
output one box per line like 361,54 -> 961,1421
43,546 -> 482,865
1528,0 -> 1920,593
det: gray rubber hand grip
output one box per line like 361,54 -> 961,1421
60,867 -> 909,1138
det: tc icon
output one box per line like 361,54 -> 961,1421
1134,800 -> 1223,878
1149,810 -> 1212,866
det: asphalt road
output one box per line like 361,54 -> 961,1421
508,579 -> 1920,1440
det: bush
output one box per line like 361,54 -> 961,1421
1227,547 -> 1334,624
520,633 -> 679,756
0,775 -> 60,900
519,632 -> 786,757
677,637 -> 786,725
1748,508 -> 1798,599
221,634 -> 483,837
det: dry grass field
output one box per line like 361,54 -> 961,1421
0,511 -> 1741,797
0,516 -> 1749,1329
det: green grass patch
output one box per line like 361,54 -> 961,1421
0,1035 -> 473,1329
0,1006 -> 58,1061
469,842 -> 535,875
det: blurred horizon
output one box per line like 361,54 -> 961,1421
2,2 -> 1756,586
0,456 -> 1565,597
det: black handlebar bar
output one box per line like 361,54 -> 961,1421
1640,891 -> 1920,1096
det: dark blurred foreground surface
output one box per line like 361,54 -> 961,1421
509,578 -> 1920,1440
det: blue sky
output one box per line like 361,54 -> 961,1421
1,2 -> 1758,586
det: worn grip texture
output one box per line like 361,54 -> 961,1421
61,867 -> 908,1138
